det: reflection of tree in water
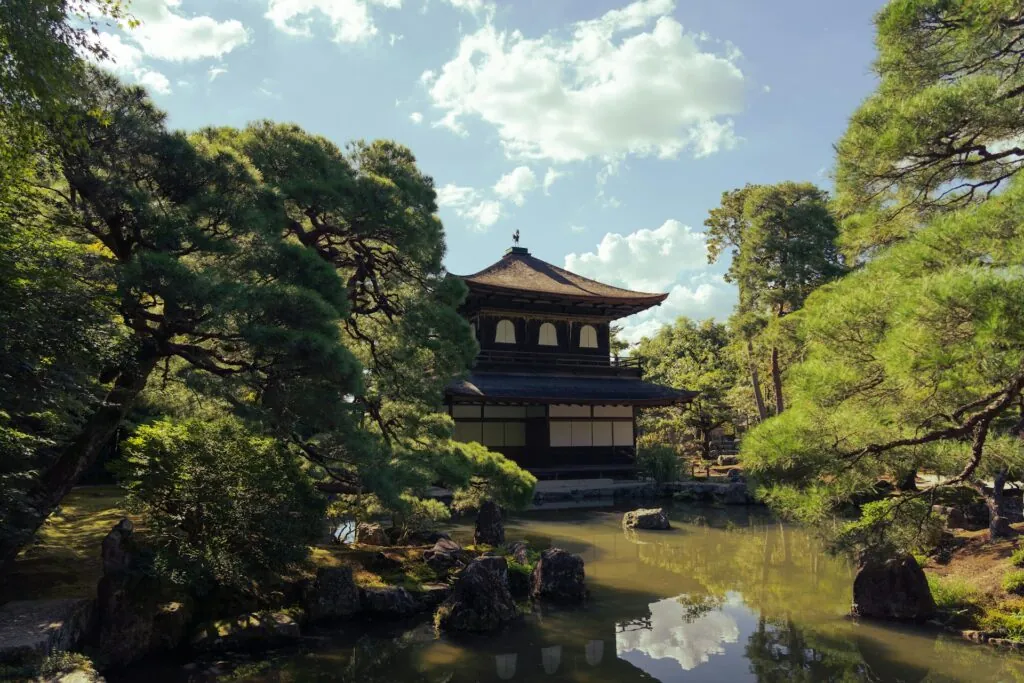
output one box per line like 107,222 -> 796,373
677,593 -> 725,623
626,514 -> 853,622
745,617 -> 871,683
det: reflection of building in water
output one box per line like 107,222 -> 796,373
493,640 -> 609,679
541,645 -> 562,674
616,594 -> 740,672
495,653 -> 516,680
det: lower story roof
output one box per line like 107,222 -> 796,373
445,372 -> 696,407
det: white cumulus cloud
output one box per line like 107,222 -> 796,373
409,111 -> 424,124
265,0 -> 401,43
423,0 -> 745,162
616,275 -> 737,345
130,0 -> 249,61
436,183 -> 503,232
88,32 -> 172,94
564,219 -> 709,292
543,167 -> 564,194
208,66 -> 228,81
493,166 -> 537,206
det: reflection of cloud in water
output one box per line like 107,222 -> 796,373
616,594 -> 740,672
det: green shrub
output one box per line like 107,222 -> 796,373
927,575 -> 984,614
1004,571 -> 1024,595
38,652 -> 98,678
637,445 -> 682,483
1010,547 -> 1024,568
982,609 -> 1024,640
119,417 -> 326,595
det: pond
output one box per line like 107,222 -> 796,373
129,504 -> 1024,682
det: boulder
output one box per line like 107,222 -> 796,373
305,566 -> 361,623
851,554 -> 936,622
413,584 -> 451,610
530,549 -> 586,603
717,455 -> 739,466
44,668 -> 106,683
720,482 -> 753,505
424,538 -> 465,574
435,557 -> 518,632
360,586 -> 419,617
474,500 -> 505,546
191,610 -> 303,652
407,530 -> 452,546
622,508 -> 671,530
148,601 -> 192,654
368,552 -> 404,573
932,505 -> 968,530
0,599 -> 94,666
100,519 -> 135,575
355,522 -> 389,546
507,567 -> 531,599
508,541 -> 530,565
93,574 -> 158,668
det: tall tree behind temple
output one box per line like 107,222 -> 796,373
633,318 -> 739,461
834,0 -> 1024,260
705,182 -> 846,420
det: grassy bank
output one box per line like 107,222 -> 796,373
1,486 -> 131,603
924,524 -> 1024,640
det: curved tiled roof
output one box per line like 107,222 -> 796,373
457,247 -> 668,306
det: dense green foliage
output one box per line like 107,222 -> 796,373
0,29 -> 534,573
120,418 -> 325,593
634,319 -> 739,459
704,182 -> 845,420
743,177 -> 1024,550
636,444 -> 683,483
835,0 -> 1024,259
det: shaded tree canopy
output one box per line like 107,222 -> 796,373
0,71 -> 534,570
835,0 -> 1024,259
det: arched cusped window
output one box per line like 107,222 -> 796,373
495,319 -> 516,344
538,322 -> 558,346
579,324 -> 598,349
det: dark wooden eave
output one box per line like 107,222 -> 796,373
445,373 -> 697,407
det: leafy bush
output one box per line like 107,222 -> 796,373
119,417 -> 326,595
1011,548 -> 1024,568
982,609 -> 1024,640
637,445 -> 683,483
927,575 -> 984,616
1004,571 -> 1024,596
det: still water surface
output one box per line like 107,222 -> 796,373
144,504 -> 1024,682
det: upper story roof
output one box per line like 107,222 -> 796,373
454,246 -> 667,318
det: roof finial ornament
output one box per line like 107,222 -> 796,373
512,229 -> 520,247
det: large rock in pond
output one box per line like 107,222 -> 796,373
622,508 -> 671,530
530,549 -> 586,603
360,586 -> 419,617
0,599 -> 94,666
435,557 -> 518,632
851,554 -> 936,622
191,610 -> 303,652
474,500 -> 505,546
355,522 -> 389,546
305,566 -> 361,623
424,538 -> 465,574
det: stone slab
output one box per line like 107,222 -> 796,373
0,598 -> 94,666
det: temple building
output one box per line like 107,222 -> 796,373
444,244 -> 695,479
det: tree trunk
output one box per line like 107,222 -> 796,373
0,344 -> 159,571
771,346 -> 784,415
897,469 -> 918,492
747,339 -> 768,422
985,468 -> 1014,540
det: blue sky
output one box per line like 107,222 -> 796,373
96,0 -> 886,342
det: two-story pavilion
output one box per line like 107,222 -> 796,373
444,245 -> 696,480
